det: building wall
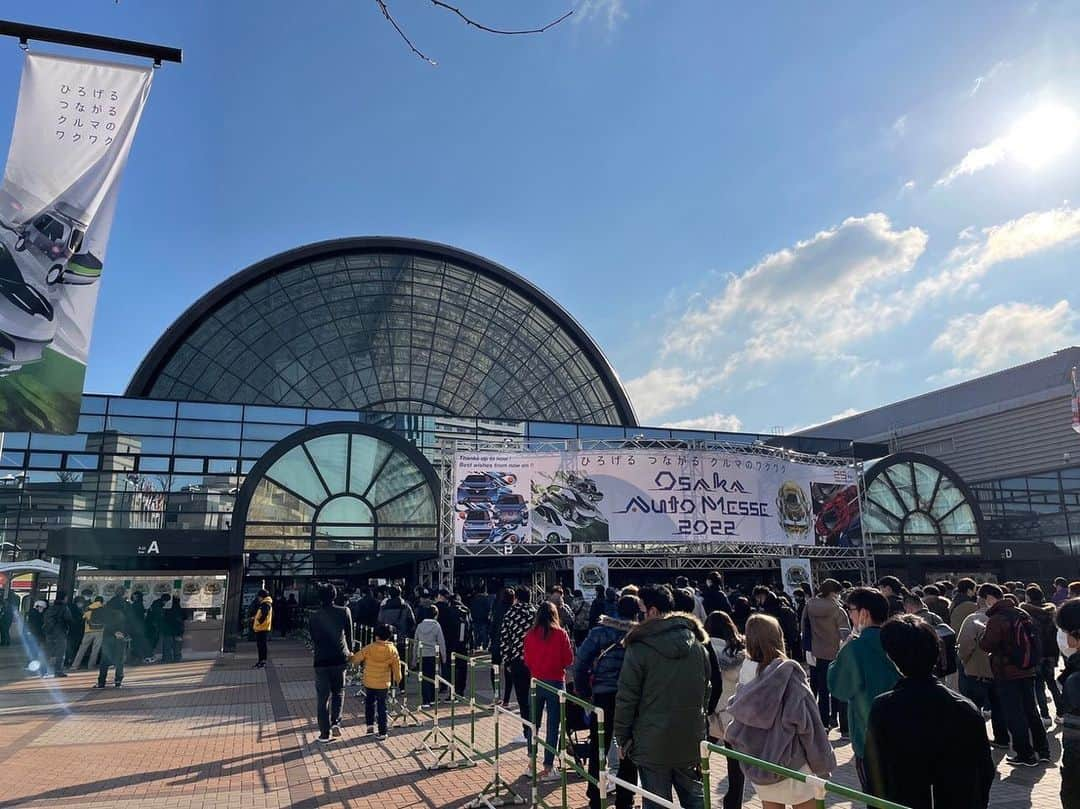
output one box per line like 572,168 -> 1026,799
887,393 -> 1076,483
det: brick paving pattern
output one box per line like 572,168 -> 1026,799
0,638 -> 1064,808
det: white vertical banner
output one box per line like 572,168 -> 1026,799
0,53 -> 153,433
573,556 -> 609,599
779,558 -> 813,597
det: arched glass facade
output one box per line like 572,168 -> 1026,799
236,423 -> 438,554
863,453 -> 981,556
127,238 -> 637,425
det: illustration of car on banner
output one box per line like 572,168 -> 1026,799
0,239 -> 55,368
492,492 -> 528,526
455,471 -> 513,508
14,203 -> 91,285
576,562 -> 605,588
812,483 -> 862,547
776,480 -> 812,538
461,507 -> 500,542
532,502 -> 574,543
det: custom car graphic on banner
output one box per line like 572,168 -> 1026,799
0,53 -> 153,433
453,449 -> 861,546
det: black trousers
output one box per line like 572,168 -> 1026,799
315,664 -> 346,737
98,635 -> 125,687
587,691 -> 637,809
421,656 -> 437,704
255,631 -> 269,663
960,674 -> 1009,743
1036,658 -> 1064,717
1063,737 -> 1080,809
998,677 -> 1049,759
509,659 -> 532,738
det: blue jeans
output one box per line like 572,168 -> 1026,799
533,679 -> 562,768
637,764 -> 704,809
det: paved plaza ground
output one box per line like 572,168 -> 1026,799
0,635 -> 1065,808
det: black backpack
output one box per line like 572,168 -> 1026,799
933,623 -> 957,676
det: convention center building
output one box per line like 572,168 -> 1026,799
1,237 -> 995,650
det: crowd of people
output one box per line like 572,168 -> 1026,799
300,572 -> 1080,809
21,586 -> 187,686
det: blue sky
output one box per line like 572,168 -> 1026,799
1,0 -> 1078,432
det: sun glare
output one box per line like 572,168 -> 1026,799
1006,103 -> 1080,170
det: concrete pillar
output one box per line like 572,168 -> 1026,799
222,555 -> 245,653
57,556 -> 77,600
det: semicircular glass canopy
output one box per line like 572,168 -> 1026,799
138,249 -> 631,424
243,431 -> 436,551
863,459 -> 979,556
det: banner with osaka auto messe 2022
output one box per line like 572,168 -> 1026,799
452,449 -> 865,548
0,52 -> 152,433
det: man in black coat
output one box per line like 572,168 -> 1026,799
865,614 -> 994,808
95,588 -> 130,689
435,589 -> 462,694
309,583 -> 354,743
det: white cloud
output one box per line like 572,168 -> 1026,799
661,412 -> 744,432
574,0 -> 627,29
625,367 -> 704,421
936,103 -> 1080,186
899,179 -> 916,194
970,61 -> 1010,97
827,407 -> 862,422
913,205 -> 1080,301
932,300 -> 1078,379
664,213 -> 927,360
892,115 -> 908,137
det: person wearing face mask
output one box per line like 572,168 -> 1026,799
1056,599 -> 1080,807
826,587 -> 900,793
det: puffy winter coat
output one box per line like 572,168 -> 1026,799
614,613 -> 711,769
350,640 -> 402,690
726,658 -> 836,785
574,616 -> 633,696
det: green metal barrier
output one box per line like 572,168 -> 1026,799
530,679 -> 607,809
700,740 -> 912,809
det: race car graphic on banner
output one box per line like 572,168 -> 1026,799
453,449 -> 858,545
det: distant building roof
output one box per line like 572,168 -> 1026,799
796,347 -> 1080,442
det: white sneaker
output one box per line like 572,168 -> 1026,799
509,734 -> 528,745
540,768 -> 561,782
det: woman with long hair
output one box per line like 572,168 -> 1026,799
490,587 -> 515,705
523,601 -> 574,781
704,610 -> 746,809
726,614 -> 835,809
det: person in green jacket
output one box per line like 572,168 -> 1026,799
614,584 -> 711,809
828,586 -> 899,792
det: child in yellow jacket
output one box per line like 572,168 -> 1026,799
349,624 -> 402,738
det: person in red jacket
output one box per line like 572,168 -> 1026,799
524,601 -> 574,780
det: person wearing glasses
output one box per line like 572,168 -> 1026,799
827,587 -> 900,793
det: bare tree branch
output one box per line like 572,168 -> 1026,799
374,0 -> 439,65
428,1 -> 573,35
373,0 -> 573,65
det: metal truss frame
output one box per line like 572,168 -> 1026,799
436,438 -> 876,585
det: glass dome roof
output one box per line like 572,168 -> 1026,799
127,238 -> 637,425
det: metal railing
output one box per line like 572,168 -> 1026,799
701,740 -> 911,809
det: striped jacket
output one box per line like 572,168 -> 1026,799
499,602 -> 536,664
